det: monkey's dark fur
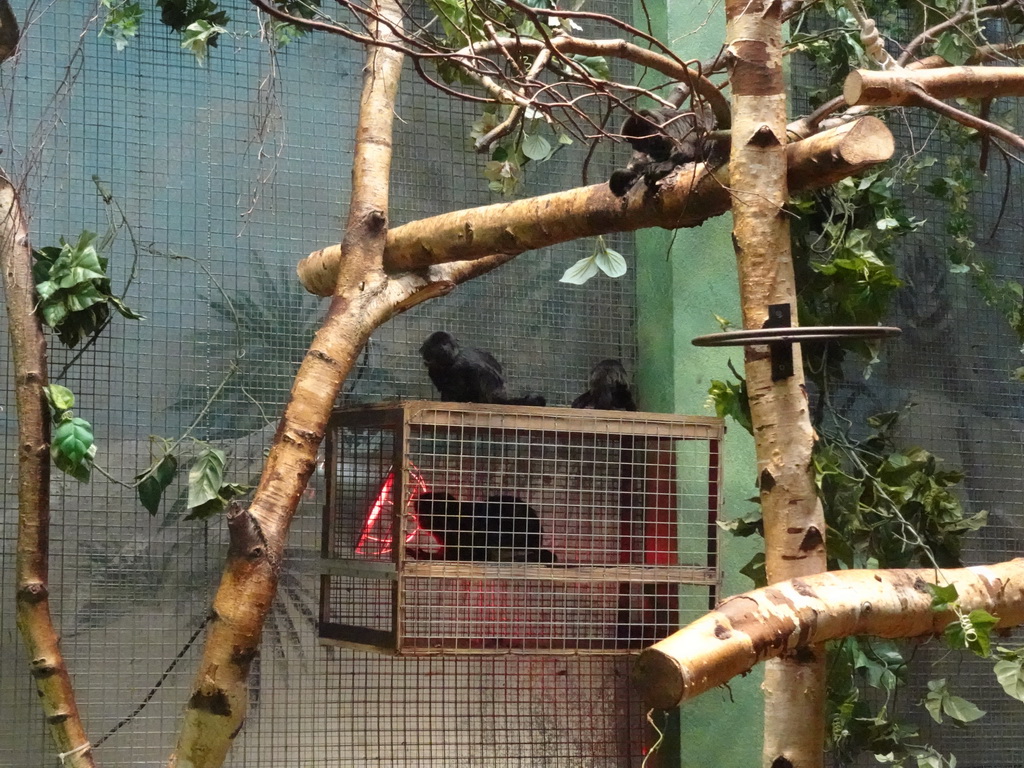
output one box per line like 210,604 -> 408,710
571,359 -> 637,411
609,106 -> 716,197
420,331 -> 546,406
413,491 -> 556,563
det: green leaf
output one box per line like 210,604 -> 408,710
100,0 -> 143,50
54,442 -> 95,482
946,609 -> 999,656
51,416 -> 96,481
594,245 -> 627,278
934,31 -> 971,66
739,551 -> 766,587
707,377 -> 752,434
109,294 -> 145,320
943,694 -> 985,723
181,20 -> 226,66
44,384 -> 76,413
521,133 -> 552,162
928,582 -> 959,610
923,677 -> 986,725
923,678 -> 948,723
188,447 -> 226,509
33,230 -> 141,347
559,255 -> 601,285
571,54 -> 610,80
52,417 -> 95,465
718,508 -> 763,538
136,453 -> 179,515
994,657 -> 1024,702
185,481 -> 249,521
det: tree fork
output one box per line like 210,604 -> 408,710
634,560 -> 1024,709
298,116 -> 895,295
725,1 -> 828,766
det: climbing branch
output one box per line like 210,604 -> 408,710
844,67 -> 1024,105
633,559 -> 1024,710
297,116 -> 895,295
844,66 -> 1024,153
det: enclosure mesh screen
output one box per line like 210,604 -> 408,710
792,30 -> 1024,768
0,0 -> 654,765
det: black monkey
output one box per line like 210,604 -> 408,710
412,491 -> 486,561
609,105 -> 717,197
412,491 -> 556,563
571,359 -> 638,411
480,494 -> 557,564
419,331 -> 546,406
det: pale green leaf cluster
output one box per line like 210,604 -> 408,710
99,0 -> 143,51
922,679 -> 986,725
181,20 -> 227,66
560,236 -> 626,285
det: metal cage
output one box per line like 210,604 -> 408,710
319,401 -> 723,655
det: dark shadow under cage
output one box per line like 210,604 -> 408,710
319,401 -> 723,655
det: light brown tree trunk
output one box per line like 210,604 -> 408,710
725,1 -> 828,766
635,559 -> 1024,708
167,4 -> 406,766
298,116 -> 896,295
1,175 -> 96,768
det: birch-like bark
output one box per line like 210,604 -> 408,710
298,116 -> 896,295
844,66 -> 1024,105
725,1 -> 828,766
167,4 -> 406,766
635,560 -> 1024,709
1,175 -> 96,768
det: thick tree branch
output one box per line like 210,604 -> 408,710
297,116 -> 894,295
845,67 -> 1024,153
844,66 -> 1024,105
167,3 -> 406,767
2,174 -> 96,767
634,560 -> 1024,710
792,46 -> 1024,136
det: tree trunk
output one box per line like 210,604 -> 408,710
1,175 -> 96,768
298,116 -> 895,295
167,3 -> 406,765
725,1 -> 828,766
634,559 -> 1024,708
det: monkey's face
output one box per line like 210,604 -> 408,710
420,331 -> 458,366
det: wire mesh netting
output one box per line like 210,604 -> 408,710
0,0 -> 684,766
320,402 -> 721,654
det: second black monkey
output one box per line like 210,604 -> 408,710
414,491 -> 556,564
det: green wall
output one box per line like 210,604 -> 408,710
635,2 -> 765,765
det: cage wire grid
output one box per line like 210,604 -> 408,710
0,0 -> 678,765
